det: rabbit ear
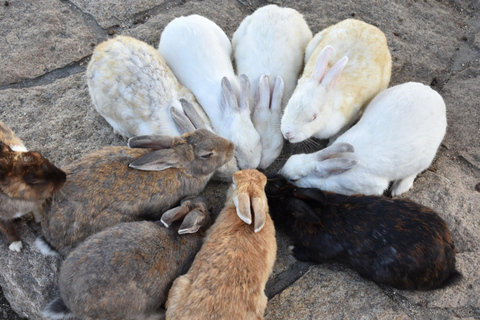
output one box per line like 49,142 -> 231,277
292,188 -> 328,206
233,192 -> 252,225
271,76 -> 285,111
315,158 -> 359,178
286,198 -> 320,224
129,149 -> 182,171
161,204 -> 190,228
221,77 -> 238,112
238,74 -> 251,111
170,105 -> 196,134
312,45 -> 333,82
314,143 -> 355,161
128,135 -> 183,149
251,197 -> 266,233
255,74 -> 271,109
179,99 -> 209,130
0,142 -> 12,154
178,209 -> 211,234
321,56 -> 348,90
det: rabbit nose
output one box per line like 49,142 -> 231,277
284,130 -> 295,141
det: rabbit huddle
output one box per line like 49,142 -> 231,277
0,3 -> 458,320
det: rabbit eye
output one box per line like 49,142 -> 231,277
310,114 -> 318,122
200,152 -> 214,159
24,173 -> 48,186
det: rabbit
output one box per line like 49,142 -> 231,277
43,196 -> 211,320
40,127 -> 234,257
279,82 -> 447,196
265,175 -> 460,290
87,35 -> 211,138
159,14 -> 262,170
232,4 -> 312,106
0,121 -> 66,252
281,18 -> 392,143
165,169 -> 277,319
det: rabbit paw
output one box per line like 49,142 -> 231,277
161,196 -> 211,234
288,244 -> 312,262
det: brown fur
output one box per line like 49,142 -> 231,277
165,169 -> 276,320
41,129 -> 234,256
0,121 -> 65,248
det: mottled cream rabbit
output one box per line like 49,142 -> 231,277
281,19 -> 392,143
165,169 -> 276,319
87,35 -> 211,138
0,121 -> 66,252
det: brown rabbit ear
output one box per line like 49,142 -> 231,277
128,135 -> 184,149
233,192 -> 252,225
178,209 -> 211,234
251,197 -> 267,233
129,149 -> 182,171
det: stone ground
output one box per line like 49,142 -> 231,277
0,0 -> 479,319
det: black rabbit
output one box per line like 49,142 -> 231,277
265,175 -> 460,290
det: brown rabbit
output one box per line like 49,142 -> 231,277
40,128 -> 234,257
165,169 -> 277,320
0,121 -> 66,252
44,196 -> 211,320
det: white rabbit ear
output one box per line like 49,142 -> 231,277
129,149 -> 182,171
239,74 -> 251,111
170,105 -> 196,133
321,56 -> 348,90
271,76 -> 285,111
221,77 -> 238,112
315,158 -> 358,178
312,45 -> 334,82
255,75 -> 271,109
251,197 -> 266,233
314,143 -> 355,161
233,192 -> 252,225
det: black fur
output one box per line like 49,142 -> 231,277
266,175 -> 460,290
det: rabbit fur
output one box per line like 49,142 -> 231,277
0,121 -> 66,252
159,15 -> 262,170
87,35 -> 211,138
265,175 -> 460,290
281,18 -> 392,143
165,169 -> 276,320
40,129 -> 234,257
280,82 -> 447,196
43,197 -> 211,320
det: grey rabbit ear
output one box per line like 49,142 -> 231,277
179,99 -> 208,130
170,105 -> 196,134
238,74 -> 251,111
315,158 -> 359,178
128,134 -> 184,149
314,143 -> 355,161
286,198 -> 320,224
292,188 -> 328,207
129,149 -> 182,171
221,77 -> 238,112
178,209 -> 211,234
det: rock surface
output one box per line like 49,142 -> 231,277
0,0 -> 479,319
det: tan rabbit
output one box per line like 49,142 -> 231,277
165,169 -> 276,320
0,121 -> 66,252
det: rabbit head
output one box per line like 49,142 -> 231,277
128,129 -> 234,177
221,75 -> 262,170
281,46 -> 348,143
279,142 -> 358,188
253,75 -> 285,169
227,169 -> 268,232
0,142 -> 66,201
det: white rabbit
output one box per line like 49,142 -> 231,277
159,14 -> 262,170
87,35 -> 211,138
279,82 -> 447,196
281,19 -> 392,143
232,4 -> 312,106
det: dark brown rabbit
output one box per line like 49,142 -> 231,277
166,169 -> 277,320
40,128 -> 234,257
0,121 -> 65,252
265,175 -> 460,290
44,196 -> 210,320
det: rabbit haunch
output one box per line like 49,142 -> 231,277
281,18 -> 392,143
0,121 -> 66,252
41,129 -> 234,256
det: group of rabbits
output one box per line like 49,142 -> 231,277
0,4 -> 460,320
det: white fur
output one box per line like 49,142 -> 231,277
11,145 -> 27,152
35,237 -> 59,257
159,15 -> 261,170
9,241 -> 22,252
280,82 -> 447,196
281,19 -> 392,143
